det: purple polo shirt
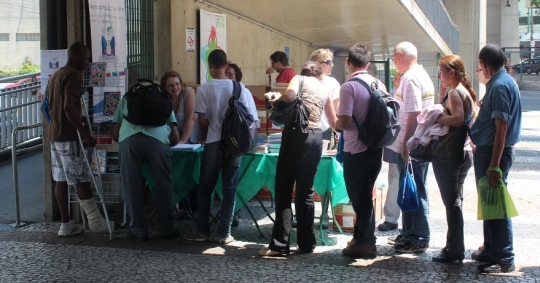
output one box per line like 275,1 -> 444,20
339,71 -> 386,154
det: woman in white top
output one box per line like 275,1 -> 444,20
160,71 -> 198,144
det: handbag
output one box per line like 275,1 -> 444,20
268,76 -> 310,133
477,168 -> 518,220
397,158 -> 420,212
409,89 -> 471,164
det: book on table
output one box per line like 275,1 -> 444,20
171,143 -> 202,150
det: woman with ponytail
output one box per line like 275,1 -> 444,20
430,54 -> 477,263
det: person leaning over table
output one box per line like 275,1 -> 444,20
160,70 -> 200,218
429,54 -> 477,263
470,44 -> 522,274
160,70 -> 198,144
111,87 -> 180,241
259,61 -> 337,256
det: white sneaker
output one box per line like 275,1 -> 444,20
219,235 -> 234,244
58,220 -> 84,237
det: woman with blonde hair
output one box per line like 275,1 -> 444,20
431,54 -> 476,263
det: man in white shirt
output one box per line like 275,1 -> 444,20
183,49 -> 258,245
387,42 -> 435,254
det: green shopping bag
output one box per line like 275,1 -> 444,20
477,168 -> 518,220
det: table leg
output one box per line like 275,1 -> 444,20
318,192 -> 331,245
255,195 -> 274,222
237,194 -> 265,238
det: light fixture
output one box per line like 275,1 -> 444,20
506,0 -> 511,8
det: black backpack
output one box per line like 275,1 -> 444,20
221,81 -> 258,156
350,77 -> 401,149
123,79 -> 172,126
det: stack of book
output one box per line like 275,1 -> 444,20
268,133 -> 282,154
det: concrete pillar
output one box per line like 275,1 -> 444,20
154,0 -> 172,79
443,0 -> 487,99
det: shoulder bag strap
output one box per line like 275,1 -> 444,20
297,75 -> 304,98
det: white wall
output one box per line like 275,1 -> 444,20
0,0 -> 40,68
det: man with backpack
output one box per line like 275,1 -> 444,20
183,49 -> 258,244
387,42 -> 435,254
111,79 -> 180,241
337,43 -> 387,258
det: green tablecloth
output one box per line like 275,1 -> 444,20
143,149 -> 349,212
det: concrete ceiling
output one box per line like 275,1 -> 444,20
206,0 -> 447,57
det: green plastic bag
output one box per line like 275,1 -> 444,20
477,168 -> 518,220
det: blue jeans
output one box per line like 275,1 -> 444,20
396,154 -> 430,245
269,128 -> 322,253
196,141 -> 241,238
474,146 -> 515,265
343,148 -> 383,245
431,150 -> 473,258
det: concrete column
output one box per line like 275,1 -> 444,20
154,0 -> 172,79
443,0 -> 487,99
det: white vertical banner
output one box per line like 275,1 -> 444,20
88,0 -> 127,143
199,9 -> 226,84
186,28 -> 196,52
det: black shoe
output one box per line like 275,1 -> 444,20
128,230 -> 149,241
159,228 -> 181,240
477,262 -> 516,273
378,222 -> 398,231
471,250 -> 491,262
394,241 -> 429,254
432,249 -> 464,263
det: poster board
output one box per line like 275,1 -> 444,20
199,9 -> 227,84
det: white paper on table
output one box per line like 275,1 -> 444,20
342,216 -> 354,228
171,143 -> 201,150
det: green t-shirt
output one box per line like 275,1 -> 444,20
113,98 -> 176,144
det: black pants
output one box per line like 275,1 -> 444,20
431,150 -> 473,258
269,128 -> 322,253
343,148 -> 382,245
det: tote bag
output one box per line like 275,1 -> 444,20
397,158 -> 420,212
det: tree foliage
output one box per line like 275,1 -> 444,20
0,57 -> 40,79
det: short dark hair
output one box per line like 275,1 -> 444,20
478,44 -> 506,70
67,42 -> 89,59
208,49 -> 228,68
300,61 -> 322,77
348,44 -> 370,68
270,51 -> 289,66
228,63 -> 243,82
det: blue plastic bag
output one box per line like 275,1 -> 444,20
41,93 -> 51,123
397,158 -> 420,212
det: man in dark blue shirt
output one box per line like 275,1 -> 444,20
471,44 -> 522,273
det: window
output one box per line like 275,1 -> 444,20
16,33 -> 40,41
126,0 -> 154,80
0,33 -> 9,41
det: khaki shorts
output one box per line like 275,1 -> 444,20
50,141 -> 91,186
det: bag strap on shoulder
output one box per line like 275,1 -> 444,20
232,81 -> 241,100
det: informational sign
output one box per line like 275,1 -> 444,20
186,28 -> 196,52
40,49 -> 68,94
88,0 -> 127,142
199,9 -> 227,84
285,46 -> 290,59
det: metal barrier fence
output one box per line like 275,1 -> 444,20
0,73 -> 43,150
415,0 -> 460,53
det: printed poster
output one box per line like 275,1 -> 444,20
40,49 -> 68,94
199,9 -> 226,84
186,28 -> 195,52
89,0 -> 127,143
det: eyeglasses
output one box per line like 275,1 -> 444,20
226,72 -> 236,78
319,59 -> 333,65
476,68 -> 483,73
166,82 -> 181,89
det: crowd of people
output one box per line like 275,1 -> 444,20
47,41 -> 521,274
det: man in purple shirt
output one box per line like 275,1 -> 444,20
337,44 -> 385,258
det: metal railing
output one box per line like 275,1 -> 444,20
415,0 -> 460,53
11,123 -> 43,227
0,72 -> 43,151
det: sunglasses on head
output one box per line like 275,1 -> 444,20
320,59 -> 333,65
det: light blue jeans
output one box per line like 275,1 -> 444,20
196,141 -> 241,239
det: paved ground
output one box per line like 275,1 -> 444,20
0,92 -> 539,282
